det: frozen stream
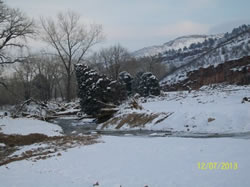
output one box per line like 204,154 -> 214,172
53,118 -> 250,139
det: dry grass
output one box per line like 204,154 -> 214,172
101,111 -> 174,130
101,112 -> 160,129
117,113 -> 159,129
129,99 -> 143,110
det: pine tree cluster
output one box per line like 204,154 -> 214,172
75,64 -> 161,116
75,64 -> 126,116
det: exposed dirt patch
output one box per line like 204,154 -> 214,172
163,56 -> 250,91
0,133 -> 99,166
208,118 -> 216,122
0,133 -> 49,147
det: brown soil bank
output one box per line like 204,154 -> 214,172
0,133 -> 99,166
163,56 -> 250,91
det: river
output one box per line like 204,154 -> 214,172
52,117 -> 250,139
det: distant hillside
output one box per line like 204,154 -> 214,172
133,24 -> 250,88
162,56 -> 250,91
133,34 -> 224,58
160,24 -> 250,86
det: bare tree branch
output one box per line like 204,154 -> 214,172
0,1 -> 35,65
40,11 -> 104,101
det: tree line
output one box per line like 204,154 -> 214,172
0,0 -> 168,106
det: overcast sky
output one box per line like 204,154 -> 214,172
5,0 -> 250,51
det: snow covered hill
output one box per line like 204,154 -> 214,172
159,24 -> 250,86
133,24 -> 250,88
98,84 -> 250,134
133,34 -> 223,58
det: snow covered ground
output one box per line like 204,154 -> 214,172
1,135 -> 250,187
0,117 -> 63,136
0,85 -> 250,187
100,85 -> 250,133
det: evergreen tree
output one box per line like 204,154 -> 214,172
75,64 -> 126,116
132,72 -> 160,97
118,71 -> 133,96
131,71 -> 144,95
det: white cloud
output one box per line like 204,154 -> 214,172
157,21 -> 211,37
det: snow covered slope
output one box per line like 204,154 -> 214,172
160,24 -> 250,85
133,34 -> 223,57
98,85 -> 250,133
0,117 -> 63,136
1,135 -> 250,187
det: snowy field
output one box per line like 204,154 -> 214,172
1,84 -> 250,187
0,117 -> 63,136
100,85 -> 250,133
142,85 -> 250,133
1,135 -> 250,187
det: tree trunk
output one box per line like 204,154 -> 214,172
66,73 -> 72,102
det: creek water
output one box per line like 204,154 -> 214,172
52,117 -> 250,139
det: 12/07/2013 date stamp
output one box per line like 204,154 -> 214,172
198,162 -> 238,170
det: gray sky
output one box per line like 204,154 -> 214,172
5,0 -> 250,51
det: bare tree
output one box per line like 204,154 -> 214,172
88,49 -> 168,81
14,59 -> 36,100
32,54 -> 64,100
0,0 -> 34,65
40,11 -> 103,101
99,44 -> 131,80
139,56 -> 168,80
0,0 -> 34,94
